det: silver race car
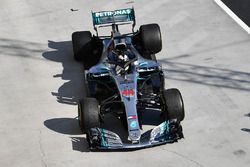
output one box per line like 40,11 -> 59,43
72,8 -> 185,150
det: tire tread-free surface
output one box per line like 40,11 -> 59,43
81,98 -> 100,132
163,88 -> 185,122
72,31 -> 92,61
140,23 -> 162,58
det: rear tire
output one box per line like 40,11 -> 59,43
72,31 -> 102,69
72,31 -> 92,61
78,98 -> 100,133
139,24 -> 162,59
163,89 -> 185,122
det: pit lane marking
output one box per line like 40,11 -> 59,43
214,0 -> 250,34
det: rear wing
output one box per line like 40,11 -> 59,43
92,8 -> 136,31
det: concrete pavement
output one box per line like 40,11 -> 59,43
0,0 -> 249,167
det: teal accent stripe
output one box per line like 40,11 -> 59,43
100,129 -> 108,147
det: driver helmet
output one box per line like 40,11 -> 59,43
113,38 -> 128,62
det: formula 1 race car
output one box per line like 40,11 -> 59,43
72,8 -> 185,150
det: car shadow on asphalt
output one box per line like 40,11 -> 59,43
42,40 -> 85,105
44,117 -> 82,135
43,117 -> 90,152
241,128 -> 250,134
244,113 -> 250,117
241,113 -> 250,134
71,137 -> 90,152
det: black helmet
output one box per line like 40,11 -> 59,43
114,37 -> 127,52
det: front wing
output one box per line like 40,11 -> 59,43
87,120 -> 184,150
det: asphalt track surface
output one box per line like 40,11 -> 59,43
0,0 -> 250,167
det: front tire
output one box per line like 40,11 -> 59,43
163,88 -> 185,122
78,98 -> 100,133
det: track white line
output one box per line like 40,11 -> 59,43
214,0 -> 250,34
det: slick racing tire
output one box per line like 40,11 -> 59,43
72,31 -> 102,69
72,31 -> 92,61
78,98 -> 100,133
139,23 -> 162,59
163,88 -> 185,122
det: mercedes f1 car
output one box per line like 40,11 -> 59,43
72,8 -> 185,150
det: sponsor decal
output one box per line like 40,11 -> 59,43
131,132 -> 138,138
128,115 -> 137,119
130,120 -> 137,128
122,88 -> 135,97
95,9 -> 132,18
